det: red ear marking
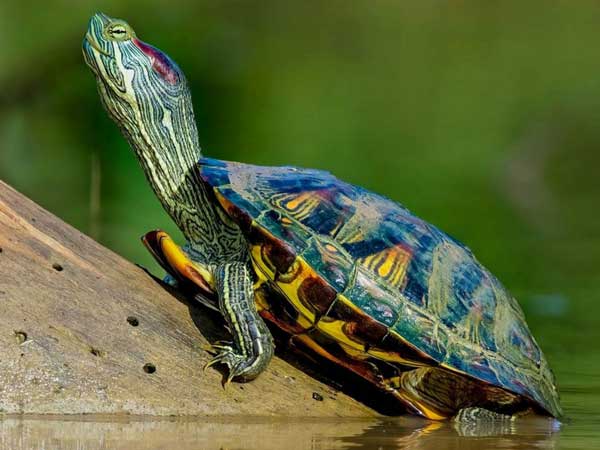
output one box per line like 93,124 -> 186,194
133,38 -> 179,85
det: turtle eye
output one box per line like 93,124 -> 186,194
107,23 -> 131,41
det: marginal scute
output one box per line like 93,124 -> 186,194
370,332 -> 437,368
323,295 -> 389,348
254,282 -> 308,334
263,241 -> 296,275
297,276 -> 337,316
293,331 -> 383,385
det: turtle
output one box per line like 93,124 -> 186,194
82,13 -> 561,420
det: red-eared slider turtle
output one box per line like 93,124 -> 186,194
82,13 -> 561,420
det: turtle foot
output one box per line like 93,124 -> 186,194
203,344 -> 254,386
453,407 -> 520,437
453,407 -> 513,423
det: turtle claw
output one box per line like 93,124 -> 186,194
202,340 -> 233,354
200,343 -> 214,353
224,370 -> 237,388
223,360 -> 248,388
211,341 -> 234,351
203,347 -> 233,372
203,344 -> 249,386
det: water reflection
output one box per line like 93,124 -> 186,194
0,415 -> 562,450
340,417 -> 560,450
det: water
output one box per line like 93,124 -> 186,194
0,413 -> 593,449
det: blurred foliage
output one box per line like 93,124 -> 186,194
1,0 -> 600,417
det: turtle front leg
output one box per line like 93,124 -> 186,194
205,262 -> 274,384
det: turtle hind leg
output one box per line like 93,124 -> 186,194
205,262 -> 274,384
384,368 -> 453,420
386,367 -> 524,421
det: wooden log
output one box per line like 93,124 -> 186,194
0,180 -> 376,417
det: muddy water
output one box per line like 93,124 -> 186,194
0,409 -> 594,450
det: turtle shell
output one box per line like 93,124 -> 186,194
198,157 -> 561,418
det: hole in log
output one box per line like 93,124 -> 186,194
89,347 -> 106,357
14,330 -> 27,344
312,392 -> 324,402
143,363 -> 156,374
52,263 -> 63,272
0,247 -> 3,253
126,316 -> 139,327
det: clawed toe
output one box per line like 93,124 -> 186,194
211,340 -> 234,351
203,348 -> 233,371
202,340 -> 233,354
203,344 -> 250,387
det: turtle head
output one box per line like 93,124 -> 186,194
83,12 -> 186,113
83,13 -> 201,195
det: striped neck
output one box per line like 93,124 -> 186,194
123,86 -> 202,211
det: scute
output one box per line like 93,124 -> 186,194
199,157 -> 561,417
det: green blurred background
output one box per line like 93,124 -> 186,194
1,0 -> 599,423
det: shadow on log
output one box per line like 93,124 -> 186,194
0,180 -> 377,417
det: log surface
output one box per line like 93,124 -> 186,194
0,180 -> 376,417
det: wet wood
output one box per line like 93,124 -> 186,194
0,180 -> 376,417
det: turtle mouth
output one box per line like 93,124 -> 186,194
84,32 -> 111,58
